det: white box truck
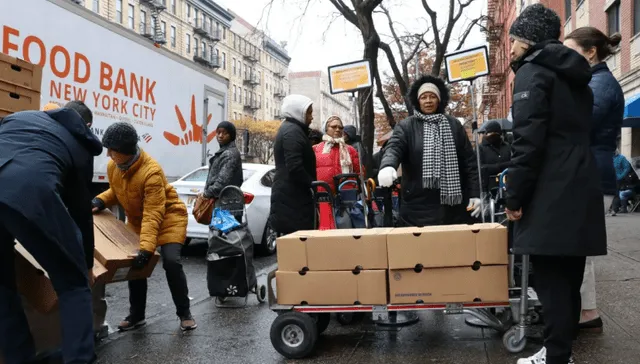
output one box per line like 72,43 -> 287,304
1,0 -> 228,195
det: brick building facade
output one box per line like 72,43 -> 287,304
484,0 -> 640,158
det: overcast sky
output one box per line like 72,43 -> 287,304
217,0 -> 488,74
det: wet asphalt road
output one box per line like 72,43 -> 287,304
95,217 -> 640,363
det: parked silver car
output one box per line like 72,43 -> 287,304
170,163 -> 277,255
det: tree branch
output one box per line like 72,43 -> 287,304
374,69 -> 395,128
455,15 -> 486,51
328,0 -> 358,26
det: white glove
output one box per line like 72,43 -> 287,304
377,167 -> 397,188
467,198 -> 483,218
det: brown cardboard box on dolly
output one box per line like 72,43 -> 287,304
276,228 -> 391,305
386,223 -> 509,304
0,53 -> 42,117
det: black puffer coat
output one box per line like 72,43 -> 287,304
507,40 -> 606,257
479,138 -> 511,192
204,141 -> 243,198
589,62 -> 624,195
270,96 -> 317,235
380,75 -> 479,227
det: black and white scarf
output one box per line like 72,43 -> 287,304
415,111 -> 462,206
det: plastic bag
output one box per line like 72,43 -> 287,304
210,208 -> 240,233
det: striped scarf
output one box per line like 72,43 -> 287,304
415,111 -> 462,206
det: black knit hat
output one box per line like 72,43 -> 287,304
216,121 -> 236,141
102,122 -> 138,155
510,4 -> 561,45
484,121 -> 502,134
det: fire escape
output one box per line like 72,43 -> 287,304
482,0 -> 506,120
139,0 -> 167,47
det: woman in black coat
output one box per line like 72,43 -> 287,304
564,27 -> 624,333
378,75 -> 481,226
506,5 -> 607,364
269,95 -> 317,235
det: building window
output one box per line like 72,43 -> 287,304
202,41 -> 207,57
233,58 -> 236,75
194,8 -> 198,23
234,112 -> 237,120
244,90 -> 248,104
194,38 -> 199,55
128,4 -> 135,29
186,34 -> 191,54
171,0 -> 176,14
116,0 -> 123,23
170,26 -> 176,48
635,0 -> 640,34
565,0 -> 571,20
607,1 -> 621,35
234,86 -> 237,102
223,27 -> 227,40
161,21 -> 166,39
210,45 -> 214,61
93,0 -> 99,13
151,17 -> 156,35
140,10 -> 146,33
222,52 -> 227,70
186,4 -> 191,19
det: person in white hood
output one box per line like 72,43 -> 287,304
269,95 -> 318,235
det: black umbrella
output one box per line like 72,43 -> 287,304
479,118 -> 512,133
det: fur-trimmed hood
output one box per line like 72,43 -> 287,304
408,75 -> 450,114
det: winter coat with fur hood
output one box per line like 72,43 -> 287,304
380,75 -> 479,227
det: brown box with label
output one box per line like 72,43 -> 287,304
277,228 -> 391,272
276,270 -> 388,305
388,265 -> 509,304
386,223 -> 508,270
93,210 -> 160,283
14,243 -> 109,314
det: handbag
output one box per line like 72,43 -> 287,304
193,195 -> 214,225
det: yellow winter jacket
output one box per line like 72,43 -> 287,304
97,150 -> 188,252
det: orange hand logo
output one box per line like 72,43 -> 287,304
164,95 -> 216,146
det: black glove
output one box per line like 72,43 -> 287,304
132,250 -> 153,270
92,198 -> 105,212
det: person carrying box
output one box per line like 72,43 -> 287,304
0,107 -> 102,364
91,122 -> 197,332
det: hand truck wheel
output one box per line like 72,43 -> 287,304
256,284 -> 267,303
270,312 -> 318,359
502,327 -> 527,353
310,313 -> 331,334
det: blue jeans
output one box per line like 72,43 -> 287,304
620,189 -> 634,210
0,204 -> 94,364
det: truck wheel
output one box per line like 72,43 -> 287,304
270,312 -> 318,359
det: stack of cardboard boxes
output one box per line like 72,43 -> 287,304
276,224 -> 509,306
0,53 -> 42,117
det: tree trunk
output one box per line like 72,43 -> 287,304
357,13 -> 380,176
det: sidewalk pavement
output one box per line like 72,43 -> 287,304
95,216 -> 640,364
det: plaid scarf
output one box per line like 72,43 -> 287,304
321,134 -> 352,174
415,111 -> 463,206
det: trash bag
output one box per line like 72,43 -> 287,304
206,224 -> 257,297
210,208 -> 240,233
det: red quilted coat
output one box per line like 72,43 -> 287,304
313,142 -> 360,230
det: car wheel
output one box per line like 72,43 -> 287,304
184,238 -> 192,246
257,219 -> 277,256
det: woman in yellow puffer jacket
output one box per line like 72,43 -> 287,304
92,122 -> 196,332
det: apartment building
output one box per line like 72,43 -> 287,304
289,71 -> 355,131
484,0 -> 640,157
82,0 -> 290,122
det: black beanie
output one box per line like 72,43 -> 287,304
510,4 -> 561,46
216,121 -> 236,141
484,121 -> 502,134
102,122 -> 138,155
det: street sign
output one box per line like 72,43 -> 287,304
443,45 -> 490,83
328,60 -> 373,94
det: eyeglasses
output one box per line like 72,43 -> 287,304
329,125 -> 344,130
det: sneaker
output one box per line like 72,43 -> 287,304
117,316 -> 146,331
180,315 -> 197,331
517,347 -> 546,364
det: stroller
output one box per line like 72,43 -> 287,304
206,185 -> 266,308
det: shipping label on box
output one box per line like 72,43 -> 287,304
277,228 -> 391,272
386,223 -> 508,270
276,270 -> 388,305
93,210 -> 160,283
14,243 -> 108,314
388,265 -> 509,304
0,53 -> 43,92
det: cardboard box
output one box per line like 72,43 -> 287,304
386,223 -> 508,270
276,270 -> 387,305
0,81 -> 41,117
277,228 -> 391,271
14,243 -> 108,314
0,53 -> 43,91
388,265 -> 509,304
93,210 -> 160,283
